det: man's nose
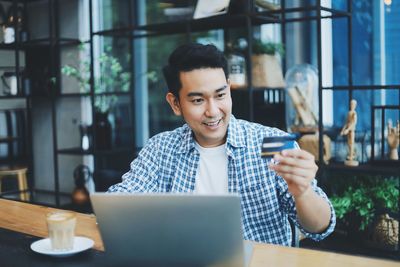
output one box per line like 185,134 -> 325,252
205,100 -> 219,117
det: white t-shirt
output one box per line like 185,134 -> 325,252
193,142 -> 229,194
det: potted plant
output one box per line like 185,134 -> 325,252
251,40 -> 285,88
61,45 -> 131,113
61,45 -> 131,149
330,177 -> 399,250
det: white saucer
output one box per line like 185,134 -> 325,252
30,236 -> 94,257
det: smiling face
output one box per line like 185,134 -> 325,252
166,68 -> 232,148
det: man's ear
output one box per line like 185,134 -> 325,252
166,92 -> 182,116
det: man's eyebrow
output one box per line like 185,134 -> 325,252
215,85 -> 228,93
187,85 -> 228,97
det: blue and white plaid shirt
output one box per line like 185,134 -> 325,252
108,116 -> 336,246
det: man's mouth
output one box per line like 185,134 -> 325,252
203,119 -> 222,127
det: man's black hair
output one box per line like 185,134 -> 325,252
162,43 -> 228,97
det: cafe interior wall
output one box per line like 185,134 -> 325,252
27,1 -> 86,194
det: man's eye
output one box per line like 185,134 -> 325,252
217,93 -> 225,98
192,98 -> 203,104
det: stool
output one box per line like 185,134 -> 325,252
0,166 -> 29,201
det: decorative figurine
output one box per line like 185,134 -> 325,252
340,99 -> 359,166
387,120 -> 399,160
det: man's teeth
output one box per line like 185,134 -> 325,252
204,120 -> 220,126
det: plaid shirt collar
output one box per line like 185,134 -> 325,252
175,115 -> 246,155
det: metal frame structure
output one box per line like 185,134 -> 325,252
1,0 -> 399,258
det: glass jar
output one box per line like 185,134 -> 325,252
227,52 -> 247,89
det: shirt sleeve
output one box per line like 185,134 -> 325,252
107,137 -> 160,193
276,174 -> 336,241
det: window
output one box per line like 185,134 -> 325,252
332,0 -> 399,132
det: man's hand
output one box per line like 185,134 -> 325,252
269,148 -> 332,233
269,149 -> 318,199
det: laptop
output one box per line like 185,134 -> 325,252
90,193 -> 252,267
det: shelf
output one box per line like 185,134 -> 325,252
231,87 -> 285,91
231,88 -> 285,105
321,162 -> 400,175
322,85 -> 400,90
0,95 -> 29,99
0,136 -> 24,143
93,14 -> 279,38
22,38 -> 83,47
94,92 -> 131,96
256,5 -> 350,16
0,0 -> 43,2
57,147 -> 135,156
92,5 -> 351,38
57,93 -> 91,98
257,5 -> 350,23
57,92 -> 131,97
0,43 -> 20,50
139,14 -> 279,36
57,148 -> 93,155
0,157 -> 31,166
0,38 -> 83,50
0,91 -> 131,99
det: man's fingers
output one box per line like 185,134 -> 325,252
277,172 -> 309,187
273,153 -> 317,172
271,164 -> 314,179
280,149 -> 315,160
273,154 -> 309,168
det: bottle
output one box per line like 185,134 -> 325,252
72,165 -> 91,205
95,112 -> 112,150
1,72 -> 18,95
4,6 -> 15,44
79,123 -> 91,151
16,6 -> 28,42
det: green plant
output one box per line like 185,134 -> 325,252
331,177 -> 399,231
252,40 -> 284,56
61,45 -> 131,113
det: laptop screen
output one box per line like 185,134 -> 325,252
90,193 -> 245,267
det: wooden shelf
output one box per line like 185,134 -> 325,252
320,162 -> 400,175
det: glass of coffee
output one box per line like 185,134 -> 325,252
46,211 -> 77,251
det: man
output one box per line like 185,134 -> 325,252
108,43 -> 335,246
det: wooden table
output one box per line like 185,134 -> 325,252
0,198 -> 399,267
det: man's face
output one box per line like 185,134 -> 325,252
166,68 -> 232,148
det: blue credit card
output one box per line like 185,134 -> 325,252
261,134 -> 297,158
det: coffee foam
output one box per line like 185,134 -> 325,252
47,212 -> 75,222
